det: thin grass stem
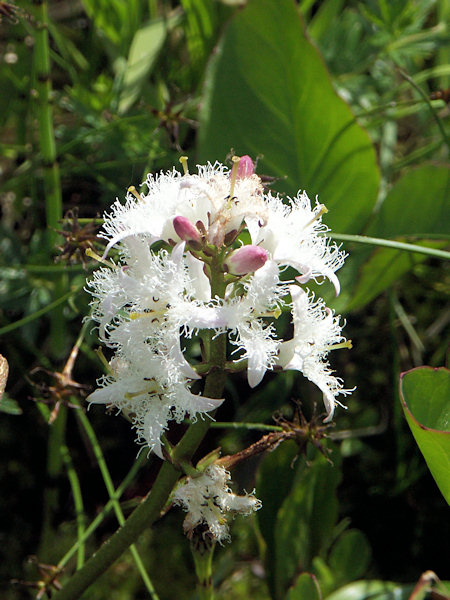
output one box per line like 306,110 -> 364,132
73,402 -> 160,599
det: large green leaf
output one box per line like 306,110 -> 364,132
400,366 -> 450,504
345,165 -> 450,311
197,0 -> 379,233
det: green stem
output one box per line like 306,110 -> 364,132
52,384 -> 224,600
74,403 -> 160,599
0,287 -> 81,337
34,0 -> 67,357
331,233 -> 450,260
210,421 -> 283,432
191,536 -> 216,600
57,453 -> 147,570
34,0 -> 62,248
396,66 -> 450,150
60,443 -> 86,569
38,405 -> 67,560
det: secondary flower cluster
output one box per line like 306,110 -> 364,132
173,464 -> 261,543
87,156 -> 352,459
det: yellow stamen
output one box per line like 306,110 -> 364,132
129,309 -> 165,320
85,248 -> 115,268
95,347 -> 112,373
128,185 -> 143,201
229,156 -> 241,200
125,390 -> 148,400
304,204 -> 328,229
329,340 -> 353,351
125,381 -> 160,399
253,307 -> 282,319
179,155 -> 189,174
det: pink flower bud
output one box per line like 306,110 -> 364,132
173,216 -> 202,244
225,245 -> 268,275
236,155 -> 254,179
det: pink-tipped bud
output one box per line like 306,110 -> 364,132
236,155 -> 255,179
173,216 -> 202,244
225,245 -> 268,275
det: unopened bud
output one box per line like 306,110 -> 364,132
236,155 -> 254,179
225,245 -> 268,275
173,216 -> 202,244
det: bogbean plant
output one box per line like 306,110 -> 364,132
78,154 -> 353,597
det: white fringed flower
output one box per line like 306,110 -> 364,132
99,161 -> 264,256
87,157 -> 352,455
247,191 -> 346,295
88,343 -> 223,459
277,286 -> 353,421
173,464 -> 261,543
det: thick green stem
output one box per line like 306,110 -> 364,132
74,403 -> 159,599
191,535 -> 216,600
52,379 -> 224,600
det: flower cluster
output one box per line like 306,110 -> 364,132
173,464 -> 262,543
87,156 -> 352,458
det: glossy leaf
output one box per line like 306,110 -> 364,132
197,0 -> 379,233
370,166 -> 450,238
256,440 -> 299,552
400,366 -> 450,504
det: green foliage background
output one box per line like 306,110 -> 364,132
0,0 -> 448,598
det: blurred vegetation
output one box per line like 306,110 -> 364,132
0,0 -> 448,599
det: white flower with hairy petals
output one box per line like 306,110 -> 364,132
277,285 -> 353,421
100,162 -> 264,256
248,191 -> 345,295
173,464 -> 261,543
87,158 -> 352,456
88,343 -> 223,459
